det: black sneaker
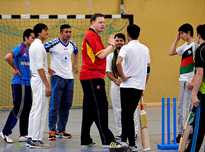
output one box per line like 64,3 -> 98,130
26,138 -> 41,148
56,131 -> 72,139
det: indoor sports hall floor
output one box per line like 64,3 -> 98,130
0,107 -> 204,152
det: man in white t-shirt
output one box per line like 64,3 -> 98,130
106,33 -> 140,141
44,24 -> 78,141
27,23 -> 50,148
169,23 -> 198,142
116,24 -> 150,151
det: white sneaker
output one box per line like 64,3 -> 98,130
19,136 -> 28,142
130,145 -> 138,152
119,141 -> 129,147
0,132 -> 13,143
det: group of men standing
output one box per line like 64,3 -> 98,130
2,13 -> 205,152
0,23 -> 77,148
0,13 -> 150,151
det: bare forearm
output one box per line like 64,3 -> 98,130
73,54 -> 78,67
5,53 -> 16,70
169,39 -> 178,56
192,74 -> 203,96
96,45 -> 114,59
146,74 -> 149,84
116,62 -> 125,78
38,69 -> 49,87
72,54 -> 78,73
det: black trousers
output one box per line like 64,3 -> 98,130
120,88 -> 142,146
80,79 -> 115,145
3,84 -> 32,136
185,92 -> 205,152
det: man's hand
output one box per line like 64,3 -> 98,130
192,95 -> 200,107
114,78 -> 122,86
108,35 -> 115,47
176,32 -> 180,42
187,82 -> 193,90
13,68 -> 21,76
48,68 -> 55,76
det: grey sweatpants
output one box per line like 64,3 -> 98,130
177,81 -> 192,134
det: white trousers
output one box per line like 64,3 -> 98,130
28,76 -> 48,141
110,82 -> 139,136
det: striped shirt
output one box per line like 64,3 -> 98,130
176,42 -> 198,82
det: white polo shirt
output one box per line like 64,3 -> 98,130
29,38 -> 48,77
118,40 -> 150,90
45,38 -> 78,79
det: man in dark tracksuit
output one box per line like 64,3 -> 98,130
186,24 -> 205,152
0,29 -> 34,143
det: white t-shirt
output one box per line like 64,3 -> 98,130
45,38 -> 78,79
176,42 -> 198,82
106,53 -> 114,73
29,38 -> 48,77
106,53 -> 116,86
118,40 -> 150,90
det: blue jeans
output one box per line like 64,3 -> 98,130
48,75 -> 74,132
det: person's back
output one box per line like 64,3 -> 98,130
120,40 -> 149,90
116,24 -> 150,152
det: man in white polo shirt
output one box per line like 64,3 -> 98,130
27,23 -> 50,148
116,24 -> 150,151
44,24 -> 78,141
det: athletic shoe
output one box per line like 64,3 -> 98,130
81,142 -> 96,148
129,145 -> 138,152
115,136 -> 121,142
26,138 -> 41,148
26,138 -> 50,148
0,132 -> 13,143
119,141 -> 129,147
48,131 -> 56,141
56,131 -> 72,139
19,136 -> 28,142
103,141 -> 122,148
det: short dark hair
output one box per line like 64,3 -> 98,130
90,13 -> 104,23
60,24 -> 71,32
197,24 -> 205,40
114,33 -> 126,41
178,23 -> 193,37
23,28 -> 33,41
33,23 -> 48,37
127,24 -> 140,40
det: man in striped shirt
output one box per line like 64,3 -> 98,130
169,23 -> 198,143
